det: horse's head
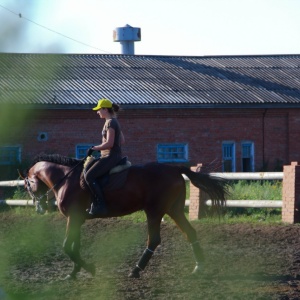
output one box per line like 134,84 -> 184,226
23,154 -> 84,215
24,165 -> 49,214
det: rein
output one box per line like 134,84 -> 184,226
25,158 -> 85,214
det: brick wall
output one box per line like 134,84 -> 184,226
189,165 -> 201,220
282,162 -> 300,223
3,107 -> 300,171
288,111 -> 300,163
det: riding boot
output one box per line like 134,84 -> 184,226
87,180 -> 108,216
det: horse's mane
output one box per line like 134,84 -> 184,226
31,154 -> 81,168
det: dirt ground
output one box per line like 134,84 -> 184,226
1,212 -> 300,299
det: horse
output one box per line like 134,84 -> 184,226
22,154 -> 229,280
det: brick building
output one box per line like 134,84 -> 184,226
1,53 -> 300,174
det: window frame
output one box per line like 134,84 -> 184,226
75,144 -> 97,159
157,143 -> 188,163
222,142 -> 236,172
0,146 -> 22,165
241,141 -> 255,172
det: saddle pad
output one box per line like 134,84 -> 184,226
80,157 -> 131,191
80,166 -> 130,191
102,168 -> 130,191
109,161 -> 131,174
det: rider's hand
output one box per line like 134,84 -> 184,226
86,147 -> 94,157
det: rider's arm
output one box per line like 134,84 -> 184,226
92,128 -> 115,151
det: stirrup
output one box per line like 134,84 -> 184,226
89,202 -> 108,216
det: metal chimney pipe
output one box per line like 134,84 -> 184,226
113,24 -> 141,55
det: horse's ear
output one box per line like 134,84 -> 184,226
17,169 -> 25,179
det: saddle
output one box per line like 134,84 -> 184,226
80,156 -> 131,191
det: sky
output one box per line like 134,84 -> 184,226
0,0 -> 300,56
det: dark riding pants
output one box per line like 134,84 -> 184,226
84,154 -> 121,184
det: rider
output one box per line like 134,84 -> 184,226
84,98 -> 125,215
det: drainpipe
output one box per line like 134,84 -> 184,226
262,109 -> 267,169
286,111 -> 290,164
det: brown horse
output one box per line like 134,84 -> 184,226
23,154 -> 228,279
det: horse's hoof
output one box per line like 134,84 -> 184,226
128,271 -> 140,278
192,263 -> 203,275
62,274 -> 76,281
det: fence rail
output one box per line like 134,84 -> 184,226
206,200 -> 282,208
0,172 -> 284,208
0,180 -> 24,187
203,172 -> 283,180
0,200 -> 34,206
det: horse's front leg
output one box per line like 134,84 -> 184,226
63,216 -> 95,280
129,216 -> 162,278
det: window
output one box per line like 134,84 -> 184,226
222,142 -> 235,172
157,144 -> 188,163
242,142 -> 254,172
0,146 -> 21,165
76,144 -> 100,159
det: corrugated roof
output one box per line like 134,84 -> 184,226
1,53 -> 300,108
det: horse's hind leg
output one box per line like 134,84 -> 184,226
129,214 -> 163,278
169,210 -> 204,274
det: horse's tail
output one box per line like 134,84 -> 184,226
177,166 -> 230,210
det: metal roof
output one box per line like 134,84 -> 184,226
1,53 -> 300,109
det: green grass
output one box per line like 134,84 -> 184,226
12,186 -> 31,200
223,180 -> 282,222
229,180 -> 282,200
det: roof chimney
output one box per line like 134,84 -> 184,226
113,24 -> 141,55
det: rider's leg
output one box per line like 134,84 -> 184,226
85,179 -> 107,215
84,160 -> 108,216
84,155 -> 121,215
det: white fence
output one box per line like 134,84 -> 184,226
0,179 -> 30,206
186,172 -> 283,208
209,172 -> 282,208
0,199 -> 34,206
0,172 -> 284,208
0,180 -> 24,187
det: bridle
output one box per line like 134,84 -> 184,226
24,176 -> 49,214
24,158 -> 85,214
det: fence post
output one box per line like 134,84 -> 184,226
189,164 -> 209,220
282,162 -> 300,224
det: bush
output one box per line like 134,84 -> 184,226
225,180 -> 282,219
229,180 -> 282,200
12,186 -> 31,200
